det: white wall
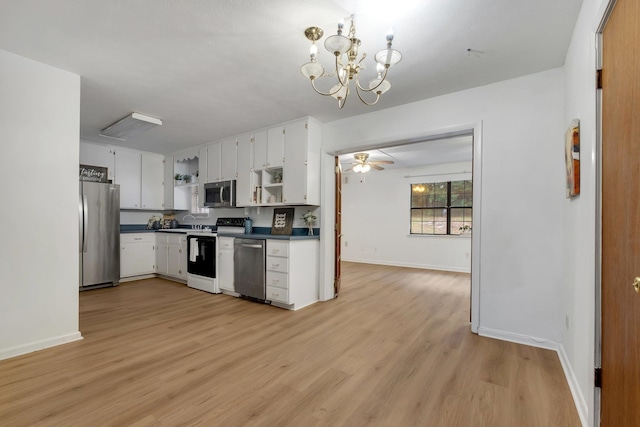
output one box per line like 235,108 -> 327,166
341,162 -> 472,272
561,0 -> 608,425
321,67 -> 565,344
0,49 -> 82,359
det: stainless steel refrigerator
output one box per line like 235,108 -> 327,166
79,181 -> 120,289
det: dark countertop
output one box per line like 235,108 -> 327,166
120,224 -> 319,240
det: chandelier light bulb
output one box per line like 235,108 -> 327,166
309,42 -> 318,59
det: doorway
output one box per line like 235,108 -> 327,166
327,123 -> 483,333
597,0 -> 640,424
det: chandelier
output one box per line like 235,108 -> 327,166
300,16 -> 402,109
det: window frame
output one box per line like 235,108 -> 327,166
410,179 -> 472,236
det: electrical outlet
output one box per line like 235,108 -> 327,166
344,241 -> 348,247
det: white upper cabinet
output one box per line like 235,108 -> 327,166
267,126 -> 284,169
114,148 -> 142,209
141,152 -> 164,210
206,141 -> 221,183
253,130 -> 268,170
113,148 -> 164,210
163,155 -> 174,210
282,118 -> 321,205
253,127 -> 284,170
198,146 -> 207,208
80,141 -> 115,181
236,133 -> 253,207
220,137 -> 237,181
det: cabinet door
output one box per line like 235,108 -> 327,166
141,153 -> 164,210
253,130 -> 267,170
283,120 -> 308,204
267,126 -> 284,168
121,241 -> 156,277
207,141 -> 221,182
168,243 -> 182,278
219,249 -> 234,291
163,156 -> 174,209
156,242 -> 169,275
80,142 -> 115,181
198,146 -> 207,207
114,149 -> 141,209
179,238 -> 188,280
236,133 -> 253,207
220,137 -> 237,181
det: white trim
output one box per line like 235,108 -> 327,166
341,258 -> 471,274
0,332 -> 83,361
479,327 -> 588,427
320,121 -> 483,334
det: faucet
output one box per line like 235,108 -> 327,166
182,214 -> 199,229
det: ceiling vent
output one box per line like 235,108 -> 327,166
100,112 -> 162,141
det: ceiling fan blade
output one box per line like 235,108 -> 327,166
371,164 -> 385,170
369,160 -> 395,165
344,165 -> 355,172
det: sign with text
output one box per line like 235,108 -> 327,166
79,164 -> 108,183
271,208 -> 294,235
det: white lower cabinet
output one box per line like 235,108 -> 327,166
218,236 -> 235,291
121,233 -> 156,278
265,239 -> 318,309
156,233 -> 187,281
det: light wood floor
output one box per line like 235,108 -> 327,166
0,262 -> 580,426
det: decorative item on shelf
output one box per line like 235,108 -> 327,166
272,171 -> 283,183
300,15 -> 402,109
271,208 -> 295,235
302,210 -> 317,236
147,215 -> 162,230
183,174 -> 192,184
174,173 -> 183,185
193,170 -> 199,184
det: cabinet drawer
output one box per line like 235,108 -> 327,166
267,255 -> 288,273
219,237 -> 235,250
121,233 -> 155,244
266,286 -> 289,303
266,271 -> 288,290
267,241 -> 289,257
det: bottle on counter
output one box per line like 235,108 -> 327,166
244,217 -> 253,234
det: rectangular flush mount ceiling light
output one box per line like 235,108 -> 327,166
100,112 -> 162,141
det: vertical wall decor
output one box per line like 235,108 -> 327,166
565,119 -> 580,198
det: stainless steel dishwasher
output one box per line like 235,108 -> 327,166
234,238 -> 266,300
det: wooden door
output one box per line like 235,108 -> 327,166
334,156 -> 342,297
601,0 -> 640,424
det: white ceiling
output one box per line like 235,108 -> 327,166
0,0 -> 582,155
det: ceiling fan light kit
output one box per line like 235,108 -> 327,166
300,15 -> 402,109
346,152 -> 394,175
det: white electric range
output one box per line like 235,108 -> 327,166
186,217 -> 246,293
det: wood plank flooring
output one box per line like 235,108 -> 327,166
0,262 -> 580,426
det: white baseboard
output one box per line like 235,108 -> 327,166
479,327 -> 588,427
0,332 -> 83,361
341,257 -> 471,273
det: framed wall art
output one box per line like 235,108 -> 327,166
565,119 -> 580,198
271,208 -> 294,235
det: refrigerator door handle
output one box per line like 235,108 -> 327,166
82,194 -> 88,253
79,194 -> 83,252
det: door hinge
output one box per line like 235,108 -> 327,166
305,123 -> 308,129
596,69 -> 603,89
594,367 -> 602,388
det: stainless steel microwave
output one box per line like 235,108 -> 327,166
204,180 -> 236,208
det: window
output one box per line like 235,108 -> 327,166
410,180 -> 472,235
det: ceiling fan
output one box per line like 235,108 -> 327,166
345,153 -> 394,173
